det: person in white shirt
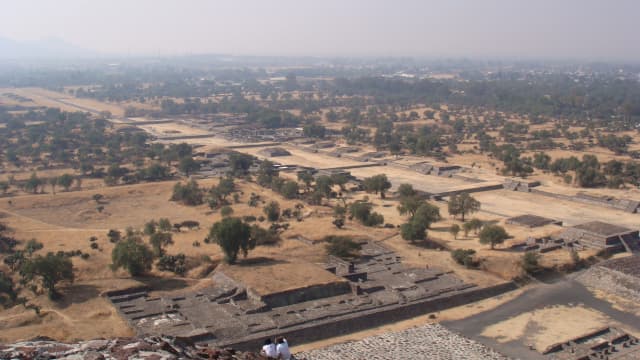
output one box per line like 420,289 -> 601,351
276,337 -> 291,360
260,338 -> 277,359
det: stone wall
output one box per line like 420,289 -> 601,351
224,282 -> 518,351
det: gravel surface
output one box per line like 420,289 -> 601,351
296,323 -> 510,360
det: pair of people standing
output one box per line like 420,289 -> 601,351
261,337 -> 291,360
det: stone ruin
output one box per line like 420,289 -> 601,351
410,162 -> 461,176
106,242 -> 515,351
503,178 -> 541,192
544,327 -> 640,359
558,221 -> 640,253
506,214 -> 562,228
257,147 -> 291,157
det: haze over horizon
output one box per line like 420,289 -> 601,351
1,0 -> 639,61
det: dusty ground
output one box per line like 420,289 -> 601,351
480,305 -> 615,352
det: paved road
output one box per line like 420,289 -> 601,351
443,276 -> 640,360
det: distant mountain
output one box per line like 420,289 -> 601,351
0,37 -> 95,59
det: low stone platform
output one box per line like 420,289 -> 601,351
544,327 -> 640,359
106,242 -> 516,350
295,323 -> 510,360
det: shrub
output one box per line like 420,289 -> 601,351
263,201 -> 281,222
521,251 -> 541,274
451,249 -> 477,268
90,242 -> 99,250
157,254 -> 187,275
220,205 -> 234,217
111,239 -> 154,276
325,236 -> 361,259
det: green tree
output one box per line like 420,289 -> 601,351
171,179 -> 204,206
449,224 -> 461,239
149,232 -> 173,257
349,202 -> 384,227
363,174 -> 392,199
479,224 -> 509,249
20,252 -> 74,299
111,238 -> 154,276
325,236 -> 361,259
448,193 -> 481,222
280,180 -> 299,199
24,172 -> 42,194
263,201 -> 281,222
412,203 -> 441,229
178,156 -> 200,176
229,153 -> 254,176
143,220 -> 157,236
0,181 -> 9,195
397,183 -> 416,198
57,173 -> 74,192
209,217 -> 253,264
297,171 -> 314,192
158,218 -> 172,232
521,251 -> 541,274
220,205 -> 234,217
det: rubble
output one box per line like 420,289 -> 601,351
0,336 -> 267,360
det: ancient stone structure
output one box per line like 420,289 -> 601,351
106,242 -> 516,350
410,162 -> 461,176
506,214 -> 562,228
503,178 -> 541,192
558,221 -> 640,253
257,147 -> 291,157
543,327 -> 640,359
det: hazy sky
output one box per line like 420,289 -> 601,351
1,0 -> 638,60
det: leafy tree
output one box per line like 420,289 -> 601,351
92,194 -> 104,203
0,271 -> 19,306
220,205 -> 234,217
449,224 -> 461,239
412,203 -> 441,229
297,171 -> 314,192
263,201 -> 281,222
171,179 -> 204,206
521,251 -> 541,274
111,238 -> 154,276
362,174 -> 392,199
158,218 -> 172,232
280,180 -> 299,199
447,193 -> 480,222
57,173 -> 74,192
397,195 -> 423,217
229,153 -> 253,176
24,239 -> 43,255
479,224 -> 509,249
400,222 -> 426,242
149,232 -> 173,257
24,172 -> 42,194
209,217 -> 253,264
143,220 -> 157,236
20,252 -> 74,299
0,181 -> 9,195
315,175 -> 334,198
397,183 -> 416,198
325,236 -> 361,259
451,249 -> 477,268
349,202 -> 384,227
178,156 -> 200,176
